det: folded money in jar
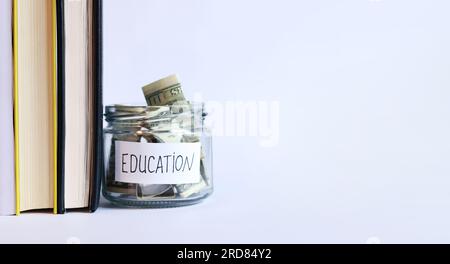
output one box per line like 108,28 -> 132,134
103,75 -> 213,208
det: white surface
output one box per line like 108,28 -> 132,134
2,0 -> 450,243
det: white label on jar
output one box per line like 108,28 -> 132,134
115,141 -> 201,184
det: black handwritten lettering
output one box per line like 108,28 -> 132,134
155,156 -> 163,173
147,156 -> 155,173
130,154 -> 138,173
183,153 -> 195,172
175,155 -> 183,171
119,149 -> 198,176
164,155 -> 170,173
121,153 -> 129,173
138,155 -> 147,173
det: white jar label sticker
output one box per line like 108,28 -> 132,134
115,141 -> 201,184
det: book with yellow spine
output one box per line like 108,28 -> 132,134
13,0 -> 58,215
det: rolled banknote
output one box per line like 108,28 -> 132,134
142,74 -> 185,106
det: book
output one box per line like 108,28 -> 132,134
13,0 -> 58,214
12,0 -> 103,214
56,0 -> 103,213
0,0 -> 16,216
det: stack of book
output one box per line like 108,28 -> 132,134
0,0 -> 103,215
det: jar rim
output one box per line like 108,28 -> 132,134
105,101 -> 205,110
104,101 -> 206,125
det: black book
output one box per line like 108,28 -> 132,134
56,0 -> 103,213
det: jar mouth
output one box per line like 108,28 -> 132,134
104,101 -> 206,129
105,101 -> 204,111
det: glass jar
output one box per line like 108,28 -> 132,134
103,102 -> 213,208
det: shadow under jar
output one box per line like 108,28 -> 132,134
103,103 -> 213,208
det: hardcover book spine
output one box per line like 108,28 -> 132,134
13,0 -> 20,216
89,0 -> 103,212
56,0 -> 66,214
52,0 -> 58,215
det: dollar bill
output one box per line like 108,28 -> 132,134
142,74 -> 185,106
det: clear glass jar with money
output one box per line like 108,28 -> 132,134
103,103 -> 213,207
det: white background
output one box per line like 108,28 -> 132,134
1,0 -> 450,243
